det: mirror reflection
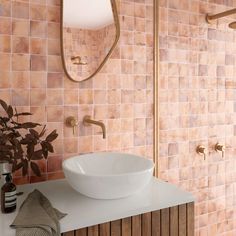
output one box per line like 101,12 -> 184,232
62,0 -> 120,82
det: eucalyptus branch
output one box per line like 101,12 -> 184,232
0,99 -> 58,177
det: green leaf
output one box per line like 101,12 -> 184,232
39,125 -> 46,138
46,130 -> 58,142
0,100 -> 8,113
31,150 -> 43,160
30,162 -> 41,177
14,112 -> 32,117
29,129 -> 39,138
20,122 -> 41,129
12,161 -> 24,172
41,142 -> 48,159
22,160 -> 28,176
27,143 -> 34,158
7,105 -> 13,118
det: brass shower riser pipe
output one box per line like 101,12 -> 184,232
206,8 -> 236,23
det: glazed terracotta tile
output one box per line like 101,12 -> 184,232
47,22 -> 60,39
0,35 -> 11,53
12,71 -> 30,89
30,106 -> 46,122
30,4 -> 46,21
46,89 -> 63,105
30,55 -> 46,71
12,89 -> 30,106
48,55 -> 63,72
30,38 -> 46,55
47,106 -> 63,122
12,54 -> 30,71
30,21 -> 46,37
0,71 -> 10,88
47,72 -> 63,88
12,36 -> 29,53
64,138 -> 78,154
12,20 -> 29,36
47,156 -> 62,172
30,72 -> 47,88
30,89 -> 46,106
47,6 -> 60,22
0,0 -> 11,17
12,2 -> 29,19
0,53 -> 10,70
47,39 -> 60,55
1,0 -> 154,208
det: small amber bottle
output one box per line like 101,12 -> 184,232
1,173 -> 17,214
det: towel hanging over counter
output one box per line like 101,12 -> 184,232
10,189 -> 67,236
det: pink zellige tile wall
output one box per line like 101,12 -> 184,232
159,0 -> 236,235
0,0 -> 154,183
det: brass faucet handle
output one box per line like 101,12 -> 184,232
196,145 -> 206,160
215,143 -> 225,158
66,116 -> 78,135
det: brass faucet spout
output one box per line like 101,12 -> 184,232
83,116 -> 106,139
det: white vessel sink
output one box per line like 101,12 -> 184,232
62,152 -> 154,199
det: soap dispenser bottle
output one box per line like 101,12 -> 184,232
1,173 -> 17,213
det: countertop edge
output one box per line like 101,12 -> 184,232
0,177 -> 195,235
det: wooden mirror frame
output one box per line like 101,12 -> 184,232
60,0 -> 120,82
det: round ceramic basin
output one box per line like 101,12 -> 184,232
62,152 -> 154,199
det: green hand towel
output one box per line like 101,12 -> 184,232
11,189 -> 67,236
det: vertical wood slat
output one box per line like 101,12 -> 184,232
151,210 -> 160,236
179,204 -> 187,236
132,215 -> 141,236
62,203 -> 195,236
170,206 -> 178,236
111,219 -> 121,236
63,231 -> 75,236
75,228 -> 87,236
122,217 -> 131,236
161,208 -> 170,236
141,212 -> 151,236
187,202 -> 194,236
88,225 -> 98,236
99,222 -> 110,236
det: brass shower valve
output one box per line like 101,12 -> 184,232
196,145 -> 206,160
215,143 -> 225,158
65,116 -> 78,135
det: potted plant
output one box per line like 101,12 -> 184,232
0,99 -> 58,177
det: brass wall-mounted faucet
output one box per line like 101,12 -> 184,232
83,115 -> 106,139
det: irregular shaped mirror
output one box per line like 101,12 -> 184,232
61,0 -> 120,82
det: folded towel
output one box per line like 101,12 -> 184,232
11,189 -> 67,236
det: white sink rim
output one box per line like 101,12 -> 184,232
62,152 -> 154,178
62,152 -> 155,199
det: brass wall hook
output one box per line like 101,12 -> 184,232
71,56 -> 87,65
215,143 -> 225,158
65,116 -> 78,135
196,145 -> 206,160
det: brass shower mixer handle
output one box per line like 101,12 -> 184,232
66,116 -> 78,135
196,145 -> 206,160
215,143 -> 225,158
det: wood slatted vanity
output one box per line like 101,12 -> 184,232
0,179 -> 194,236
62,202 -> 194,236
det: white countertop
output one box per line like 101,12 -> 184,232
0,178 -> 194,236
